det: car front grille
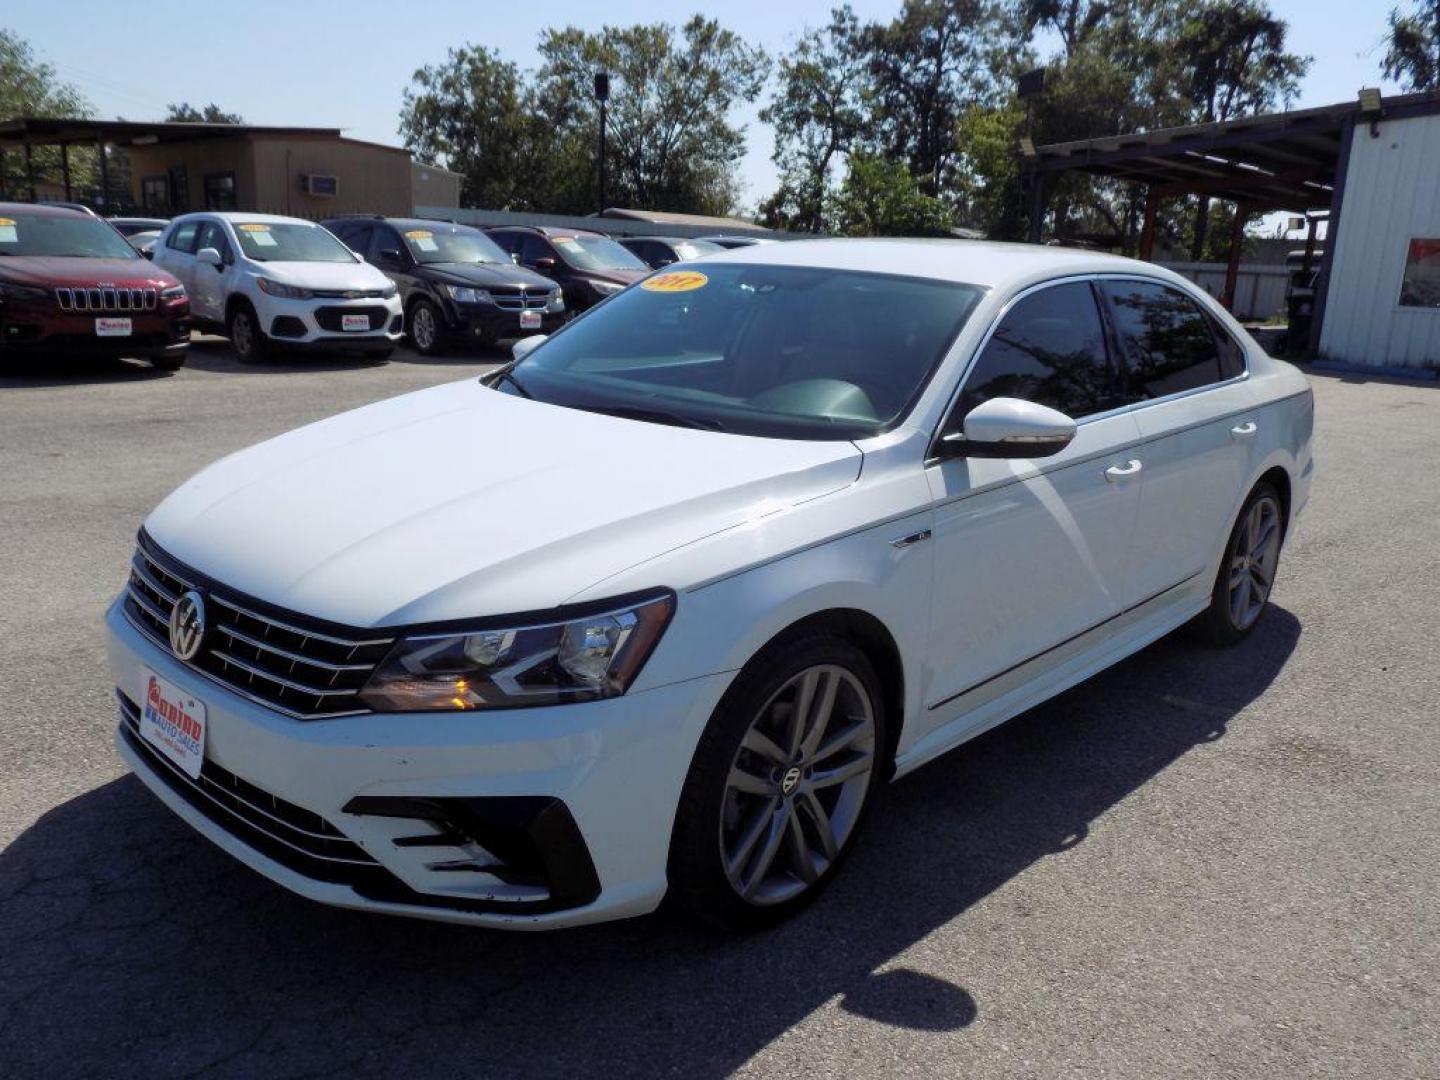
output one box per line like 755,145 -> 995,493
487,286 -> 551,311
117,690 -> 381,883
55,286 -> 158,313
124,539 -> 394,720
311,288 -> 390,300
313,305 -> 387,332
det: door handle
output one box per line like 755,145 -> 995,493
1230,421 -> 1258,439
1104,459 -> 1143,482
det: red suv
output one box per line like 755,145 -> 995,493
0,203 -> 190,369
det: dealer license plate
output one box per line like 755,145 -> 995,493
519,310 -> 543,330
96,317 -> 132,337
138,667 -> 206,779
341,314 -> 371,332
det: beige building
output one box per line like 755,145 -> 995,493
0,118 -> 459,218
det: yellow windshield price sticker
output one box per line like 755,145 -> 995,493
404,230 -> 433,240
237,223 -> 271,232
0,218 -> 14,226
642,271 -> 709,293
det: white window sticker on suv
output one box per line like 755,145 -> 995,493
0,218 -> 17,244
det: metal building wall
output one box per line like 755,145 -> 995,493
1320,111 -> 1440,372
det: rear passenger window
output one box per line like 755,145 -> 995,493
167,221 -> 199,253
1100,281 -> 1224,399
952,282 -> 1122,422
1209,317 -> 1247,379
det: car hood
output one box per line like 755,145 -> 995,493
423,262 -> 555,290
0,256 -> 178,288
143,381 -> 861,628
246,260 -> 392,291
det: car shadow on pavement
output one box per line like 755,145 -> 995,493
0,609 -> 1300,1079
179,337 -> 392,376
0,355 -> 176,388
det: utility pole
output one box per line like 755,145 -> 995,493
593,71 -> 610,214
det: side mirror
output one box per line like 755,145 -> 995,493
197,246 -> 224,270
655,257 -> 676,268
511,334 -> 548,363
377,248 -> 404,267
941,397 -> 1077,459
534,257 -> 557,271
141,249 -> 155,261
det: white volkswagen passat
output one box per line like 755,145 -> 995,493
107,241 -> 1313,930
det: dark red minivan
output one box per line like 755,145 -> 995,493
0,203 -> 190,369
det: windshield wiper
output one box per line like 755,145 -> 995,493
584,404 -> 725,432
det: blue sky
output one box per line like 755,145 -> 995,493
5,0 -> 1406,212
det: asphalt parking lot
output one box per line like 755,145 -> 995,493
1,342 -> 1437,1079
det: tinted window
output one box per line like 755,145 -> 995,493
952,282 -> 1121,422
370,227 -> 406,261
167,221 -> 200,253
488,230 -> 519,255
519,234 -> 553,266
1207,314 -> 1247,379
509,264 -> 982,440
195,221 -> 232,263
1101,281 -> 1224,400
337,223 -> 372,254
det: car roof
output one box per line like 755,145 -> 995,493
0,201 -> 93,219
620,235 -> 712,245
696,238 -> 1192,292
488,224 -> 606,239
329,216 -> 480,233
174,211 -> 322,226
110,216 -> 169,225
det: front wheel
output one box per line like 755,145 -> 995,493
408,299 -> 446,355
1199,481 -> 1284,645
669,631 -> 888,930
228,304 -> 269,363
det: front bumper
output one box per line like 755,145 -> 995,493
1,310 -> 190,358
106,598 -> 730,929
259,293 -> 404,349
450,303 -> 565,343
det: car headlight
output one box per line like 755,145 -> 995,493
546,290 -> 565,312
380,283 -> 399,299
358,592 -> 675,712
0,282 -> 49,303
255,277 -> 313,299
446,284 -> 486,303
590,280 -> 624,296
160,284 -> 187,301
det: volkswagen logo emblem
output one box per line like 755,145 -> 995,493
169,590 -> 207,661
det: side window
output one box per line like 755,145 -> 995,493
195,221 -> 233,264
520,234 -> 553,266
342,224 -> 373,256
1206,314 -> 1247,379
370,227 -> 404,261
1099,281 -> 1224,400
951,281 -> 1121,424
167,220 -> 199,254
489,231 -> 517,256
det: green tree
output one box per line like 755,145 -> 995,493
830,152 -> 955,235
534,17 -> 770,215
0,29 -> 93,199
165,102 -> 245,124
757,7 -> 864,232
1382,1 -> 1440,90
398,45 -> 554,210
858,0 -> 1015,196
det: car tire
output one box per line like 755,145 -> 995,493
668,628 -> 889,931
408,299 -> 446,355
1198,480 -> 1285,646
228,303 -> 270,364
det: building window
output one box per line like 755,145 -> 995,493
168,165 -> 189,212
1399,239 -> 1440,308
141,175 -> 168,212
203,171 -> 237,211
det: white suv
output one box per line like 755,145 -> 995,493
153,213 -> 403,361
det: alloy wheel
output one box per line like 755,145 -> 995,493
719,664 -> 876,905
412,305 -> 436,351
1228,494 -> 1281,631
232,311 -> 253,356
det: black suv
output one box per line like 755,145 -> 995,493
617,235 -> 724,269
324,217 -> 564,354
485,226 -> 649,315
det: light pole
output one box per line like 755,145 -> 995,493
593,71 -> 610,214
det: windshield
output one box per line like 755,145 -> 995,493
506,264 -> 982,440
0,213 -> 139,259
232,222 -> 355,263
672,240 -> 723,260
400,225 -> 509,266
551,234 -> 647,272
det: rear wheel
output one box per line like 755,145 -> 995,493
1199,481 -> 1284,645
408,299 -> 446,355
669,631 -> 887,930
228,304 -> 269,363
